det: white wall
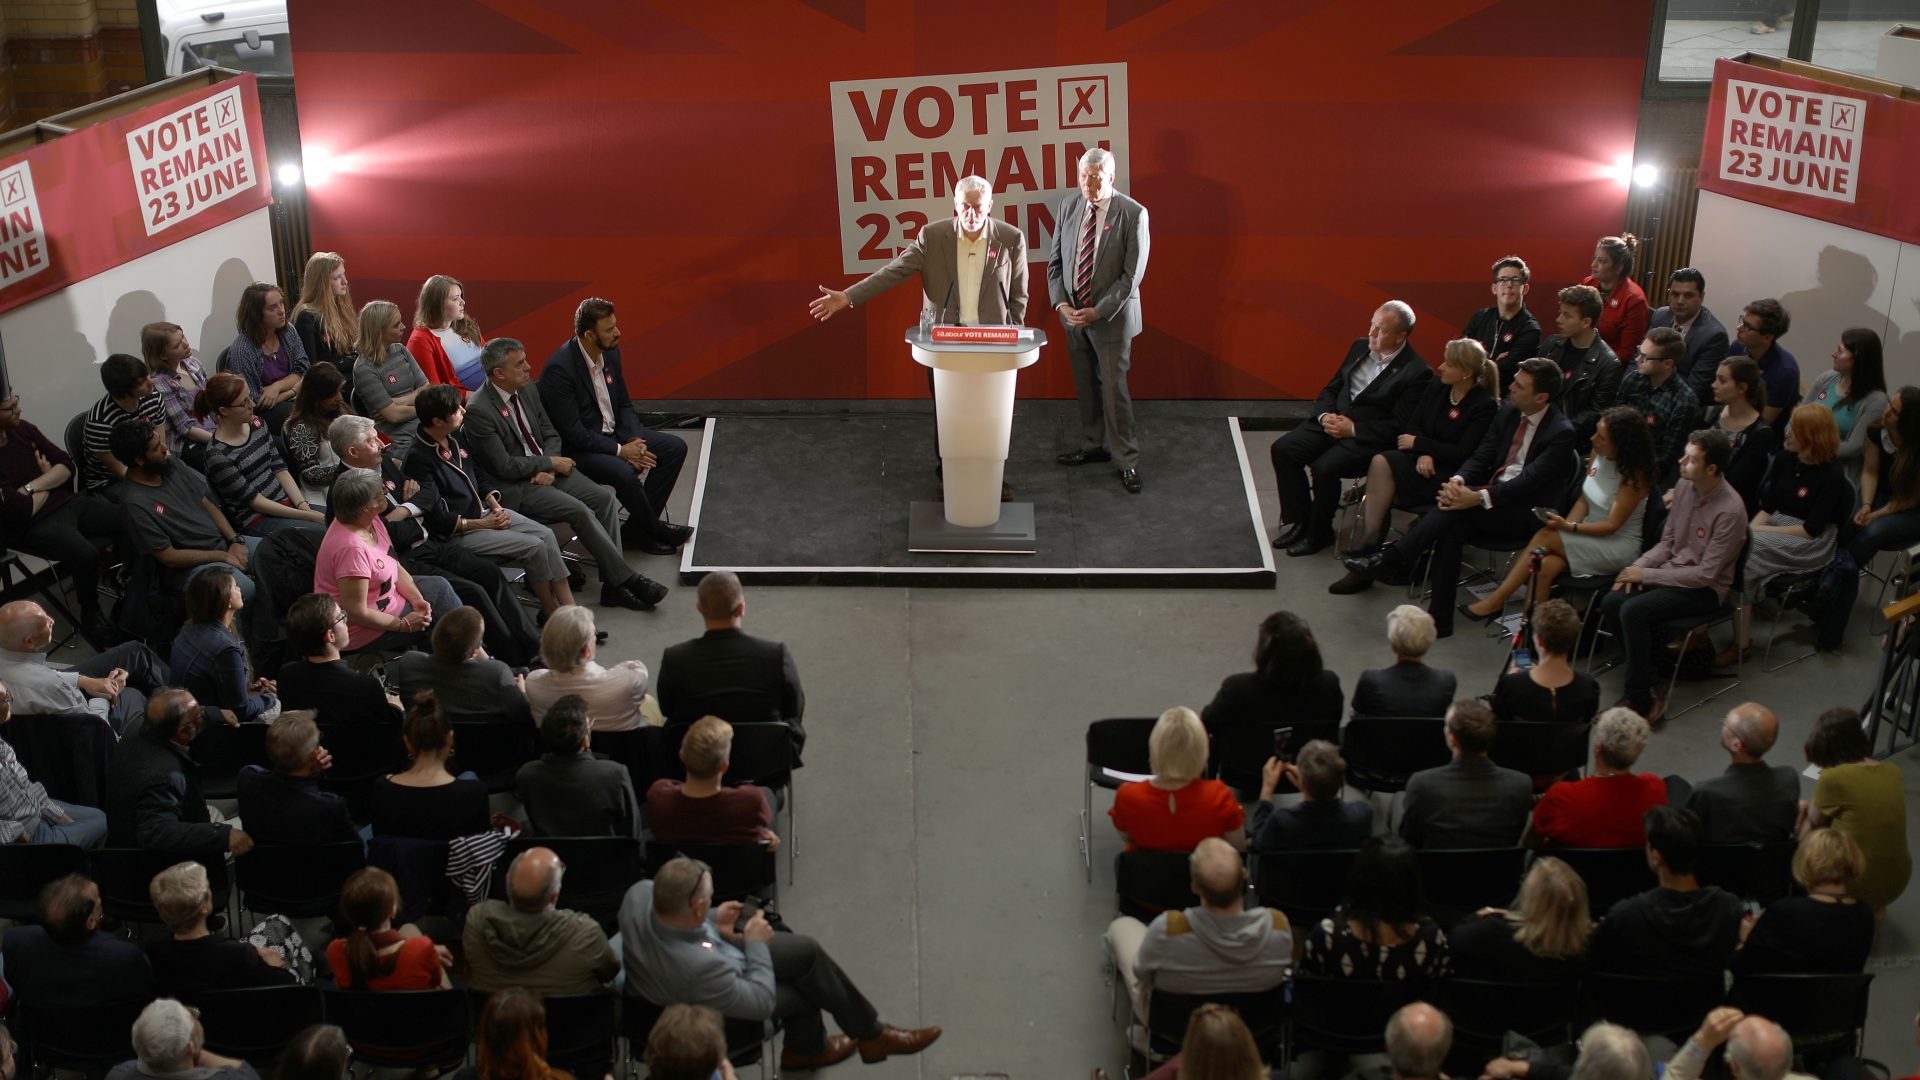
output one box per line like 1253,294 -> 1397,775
0,207 -> 277,434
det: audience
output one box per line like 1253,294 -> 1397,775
114,415 -> 261,604
526,605 -> 650,730
235,710 -> 360,845
276,592 -> 402,725
282,361 -> 347,505
1489,600 -> 1601,727
647,715 -> 777,848
145,861 -> 296,996
225,281 -> 309,432
82,352 -> 165,501
105,688 -> 253,857
1351,606 -> 1455,720
1590,806 -> 1742,979
1201,611 -> 1343,737
1616,327 -> 1701,484
1384,1002 -> 1452,1080
1448,856 -> 1590,982
518,694 -> 643,840
458,990 -> 574,1080
1481,1021 -> 1650,1080
1853,387 -> 1920,570
171,567 -> 277,724
1582,234 -> 1650,357
1727,403 -> 1849,666
1728,298 -> 1799,431
1301,835 -> 1449,982
0,394 -> 123,645
0,598 -> 168,735
1,874 -> 155,1010
657,571 -> 806,763
1539,284 -> 1620,448
464,847 -> 619,996
197,371 -> 325,535
275,1024 -> 350,1080
142,321 -> 215,452
1702,356 -> 1779,514
1652,267 -> 1732,406
350,300 -> 429,462
1398,699 -> 1533,849
291,252 -> 358,374
326,866 -> 452,990
1250,738 -> 1373,852
369,693 -> 489,842
1462,255 -> 1543,388
643,1004 -> 737,1080
1730,826 -> 1875,976
1665,1009 -> 1805,1080
391,606 -> 528,722
406,274 -> 482,390
1529,707 -> 1666,849
1807,328 -> 1887,490
1683,702 -> 1799,844
107,998 -> 257,1080
1112,706 -> 1245,852
0,676 -> 108,846
1137,1004 -> 1268,1080
1803,706 -> 1910,912
316,468 -> 462,654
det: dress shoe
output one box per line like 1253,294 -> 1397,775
628,523 -> 693,556
1271,523 -> 1304,550
857,1024 -> 942,1063
80,612 -> 122,651
1339,542 -> 1381,559
1457,601 -> 1499,626
567,565 -> 588,591
1057,448 -> 1112,466
1328,570 -> 1375,595
1645,687 -> 1670,725
780,1035 -> 857,1070
1286,535 -> 1332,558
659,522 -> 695,548
1119,468 -> 1143,493
600,578 -> 663,611
1714,643 -> 1752,669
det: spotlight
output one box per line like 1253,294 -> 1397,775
1606,154 -> 1633,186
302,146 -> 334,186
1632,163 -> 1659,188
275,162 -> 303,187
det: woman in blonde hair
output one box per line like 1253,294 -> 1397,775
406,274 -> 484,391
1109,707 -> 1245,852
1730,827 -> 1875,975
1344,338 -> 1499,556
292,251 -> 358,376
1447,856 -> 1590,983
351,300 -> 430,462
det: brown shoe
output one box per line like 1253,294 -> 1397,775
1645,687 -> 1670,725
858,1024 -> 942,1063
781,1035 -> 857,1070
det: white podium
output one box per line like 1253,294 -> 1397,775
905,326 -> 1045,554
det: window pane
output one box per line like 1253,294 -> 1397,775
1812,0 -> 1920,77
183,33 -> 294,77
1659,0 -> 1794,82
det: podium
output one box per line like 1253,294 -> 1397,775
905,325 -> 1046,554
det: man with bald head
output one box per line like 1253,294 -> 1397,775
1666,1009 -> 1813,1080
1683,702 -> 1801,844
464,844 -> 619,996
0,599 -> 169,736
656,571 -> 805,766
1385,1002 -> 1453,1080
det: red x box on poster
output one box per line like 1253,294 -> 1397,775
0,74 -> 273,316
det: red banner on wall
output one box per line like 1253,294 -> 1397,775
0,74 -> 274,316
1699,57 -> 1920,247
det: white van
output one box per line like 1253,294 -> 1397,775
156,0 -> 292,77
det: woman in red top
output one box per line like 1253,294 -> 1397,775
1580,233 -> 1650,356
325,866 -> 452,990
1528,707 -> 1668,848
406,274 -> 484,394
1109,706 -> 1245,851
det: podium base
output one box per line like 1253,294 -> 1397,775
907,501 -> 1036,554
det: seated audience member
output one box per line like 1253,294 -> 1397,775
1540,284 -> 1621,448
1731,827 -> 1875,976
1665,1009 -> 1807,1080
1343,339 -> 1499,558
647,715 -> 776,848
291,252 -> 358,375
0,599 -> 170,736
1250,738 -> 1373,853
1702,357 -> 1779,515
1583,234 -> 1650,357
0,394 -> 122,644
171,568 -> 277,724
1135,1006 -> 1271,1080
1334,359 -> 1578,640
226,281 -> 308,432
407,274 -> 483,390
1398,699 -> 1533,850
1599,430 -> 1746,722
644,1004 -> 736,1080
1385,1003 -> 1453,1080
1683,702 -> 1799,845
275,593 -> 402,726
619,856 -> 940,1069
526,605 -> 650,730
1490,600 -> 1601,727
326,866 -> 451,990
107,998 -> 257,1080
1106,839 -> 1290,1029
1529,707 -> 1667,849
282,361 -> 346,506
0,677 -> 108,847
1484,1022 -> 1652,1080
1463,255 -> 1543,388
465,991 -> 578,1080
657,571 -> 805,761
1448,856 -> 1590,982
1591,806 -> 1742,979
391,607 -> 527,722
82,351 -> 165,501
350,300 -> 429,463
1111,706 -> 1245,852
369,693 -> 489,842
315,468 -> 462,654
1352,606 -> 1456,720
146,860 -> 295,996
540,297 -> 693,555
1653,268 -> 1733,405
1268,301 -> 1434,555
1806,328 -> 1888,490
1200,611 -> 1343,737
0,874 -> 156,1009
196,372 -> 325,536
1853,387 -> 1920,569
1302,835 -> 1449,982
1726,403 -> 1849,666
518,694 -> 642,839
1464,406 -> 1655,622
114,416 -> 261,603
143,321 -> 215,452
464,847 -> 620,996
1618,330 -> 1701,485
105,689 -> 252,856
1727,298 -> 1800,431
235,710 -> 359,845
274,1025 -> 351,1080
1804,706 -> 1910,912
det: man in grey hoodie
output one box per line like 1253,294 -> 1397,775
463,846 -> 620,996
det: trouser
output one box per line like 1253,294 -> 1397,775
503,470 -> 636,588
404,542 -> 540,668
184,537 -> 263,605
245,513 -> 324,539
1848,506 -> 1920,567
13,495 -> 122,616
1106,915 -> 1152,1022
29,801 -> 108,847
75,640 -> 171,736
575,428 -> 687,539
455,508 -> 567,582
351,575 -> 464,654
1390,501 -> 1538,634
1599,585 -> 1721,706
769,931 -> 883,1055
1268,427 -> 1373,541
1063,325 -> 1139,470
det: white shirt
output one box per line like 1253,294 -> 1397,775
1349,343 -> 1405,399
1464,408 -> 1546,507
525,659 -> 650,732
581,350 -> 617,436
955,228 -> 989,326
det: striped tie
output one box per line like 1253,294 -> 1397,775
1073,201 -> 1098,306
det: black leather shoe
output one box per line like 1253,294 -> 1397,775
1286,535 -> 1332,558
1057,448 -> 1112,466
1341,552 -> 1385,576
627,575 -> 670,606
659,522 -> 695,547
1119,468 -> 1143,493
628,534 -> 677,556
1271,523 -> 1304,550
599,582 -> 653,611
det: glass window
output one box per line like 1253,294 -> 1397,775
1658,0 -> 1794,83
1811,0 -> 1920,77
180,32 -> 294,77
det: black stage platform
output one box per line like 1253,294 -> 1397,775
678,402 -> 1275,588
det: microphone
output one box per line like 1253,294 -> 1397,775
939,280 -> 955,327
1000,274 -> 1015,325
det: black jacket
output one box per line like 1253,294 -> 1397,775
235,764 -> 359,846
658,628 -> 807,763
104,731 -> 231,856
1458,404 -> 1580,512
539,339 -> 647,457
515,751 -> 643,840
1308,340 -> 1435,449
1537,333 -> 1621,448
404,428 -> 490,520
1463,305 -> 1543,390
1351,660 -> 1456,720
1592,885 -> 1744,978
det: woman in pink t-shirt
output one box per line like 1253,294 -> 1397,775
316,467 -> 462,652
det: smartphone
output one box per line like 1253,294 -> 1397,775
1513,649 -> 1534,671
733,895 -> 764,935
1532,506 -> 1554,524
1272,725 -> 1296,762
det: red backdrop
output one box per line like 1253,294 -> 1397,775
290,0 -> 1652,400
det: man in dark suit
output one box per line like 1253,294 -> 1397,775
1397,700 -> 1534,849
235,710 -> 361,845
1539,284 -> 1621,450
539,298 -> 692,556
515,694 -> 643,840
1650,267 -> 1731,407
656,571 -> 805,766
1682,702 -> 1800,845
1351,605 -> 1457,719
1270,301 -> 1433,555
1332,359 -> 1579,639
0,873 -> 155,1012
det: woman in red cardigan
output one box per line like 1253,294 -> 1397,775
405,274 -> 485,395
1580,233 -> 1649,356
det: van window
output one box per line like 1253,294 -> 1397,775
179,31 -> 293,76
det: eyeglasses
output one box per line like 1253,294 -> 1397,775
1739,321 -> 1766,335
1493,276 -> 1526,285
1633,351 -> 1661,362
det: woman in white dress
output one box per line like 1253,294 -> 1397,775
1462,406 -> 1655,622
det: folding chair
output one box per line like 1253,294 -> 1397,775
498,834 -> 644,928
1339,716 -> 1449,795
1443,978 -> 1582,1073
540,993 -> 619,1080
450,718 -> 539,793
1487,721 -> 1591,781
1252,848 -> 1358,931
18,999 -> 146,1079
1080,717 -> 1157,881
1211,720 -> 1340,795
722,722 -> 799,881
1587,972 -> 1725,1044
1114,848 -> 1199,921
1759,569 -> 1823,671
1654,529 -> 1752,720
649,839 -> 777,907
1730,973 -> 1874,1065
236,841 -> 366,921
1142,986 -> 1286,1064
1416,847 -> 1528,925
89,847 -> 229,927
0,842 -> 86,921
315,722 -> 404,824
1696,838 -> 1796,904
1289,974 -> 1426,1057
1543,847 -> 1656,916
621,993 -> 779,1078
322,988 -> 469,1070
190,985 -> 326,1070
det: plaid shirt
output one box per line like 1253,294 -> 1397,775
152,354 -> 215,453
1617,369 -> 1702,480
0,735 -> 51,844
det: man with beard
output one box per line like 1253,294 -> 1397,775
111,416 -> 259,601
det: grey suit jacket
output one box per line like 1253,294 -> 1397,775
617,879 -> 775,1018
1651,305 -> 1732,402
844,217 -> 1029,324
1398,755 -> 1534,849
1047,190 -> 1150,340
463,380 -> 565,486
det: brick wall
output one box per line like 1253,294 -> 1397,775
0,0 -> 147,130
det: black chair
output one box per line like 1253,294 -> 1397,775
1143,986 -> 1286,1061
190,985 -> 326,1069
1654,529 -> 1752,720
1081,717 -> 1158,880
1340,716 -> 1450,795
0,842 -> 86,921
89,847 -> 230,926
1697,838 -> 1797,904
190,720 -> 255,801
649,840 -> 777,907
1114,849 -> 1199,922
1587,972 -> 1725,1043
1487,721 -> 1592,782
1289,973 -> 1427,1056
236,841 -> 366,920
722,722 -> 800,881
1759,569 -> 1823,671
620,993 -> 776,1070
315,722 -> 404,823
539,993 -> 618,1080
450,719 -> 538,793
322,988 -> 470,1071
18,999 -> 146,1079
1545,847 -> 1656,916
1443,978 -> 1582,1072
1211,720 -> 1340,795
1729,972 -> 1874,1063
497,835 -> 643,928
1252,848 -> 1357,931
1416,848 -> 1527,925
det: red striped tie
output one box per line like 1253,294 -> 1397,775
1073,201 -> 1098,306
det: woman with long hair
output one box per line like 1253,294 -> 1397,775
1200,611 -> 1343,736
1805,327 -> 1889,490
407,275 -> 484,390
170,566 -> 277,724
291,252 -> 358,376
1698,356 -> 1779,513
1463,405 -> 1654,621
224,281 -> 309,431
1725,403 -> 1851,665
1448,856 -> 1590,982
195,371 -> 325,535
325,866 -> 451,990
472,991 -> 575,1080
142,321 -> 214,451
1580,233 -> 1649,355
1853,386 -> 1920,568
350,300 -> 430,462
283,361 -> 346,505
1302,835 -> 1448,982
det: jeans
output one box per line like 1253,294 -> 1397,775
352,575 -> 464,654
1600,584 -> 1721,706
1848,506 -> 1920,567
185,536 -> 263,605
30,800 -> 109,847
246,514 -> 323,539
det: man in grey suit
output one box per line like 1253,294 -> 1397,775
1650,267 -> 1731,407
1397,699 -> 1534,849
461,337 -> 660,600
1048,146 -> 1151,492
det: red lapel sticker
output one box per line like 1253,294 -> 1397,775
1502,333 -> 1513,342
1696,526 -> 1707,538
1610,298 -> 1620,308
388,374 -> 397,383
154,503 -> 165,515
1589,466 -> 1598,476
500,408 -> 510,417
1647,414 -> 1657,425
1798,487 -> 1809,498
1447,408 -> 1460,420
